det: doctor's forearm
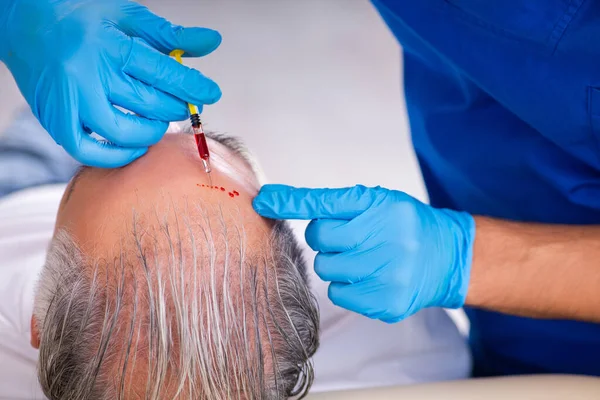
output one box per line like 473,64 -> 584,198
465,217 -> 600,322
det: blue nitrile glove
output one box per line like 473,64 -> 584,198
253,184 -> 476,323
0,0 -> 221,167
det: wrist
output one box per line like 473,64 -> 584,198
464,216 -> 528,311
439,209 -> 476,309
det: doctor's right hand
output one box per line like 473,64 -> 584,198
253,184 -> 476,323
0,0 -> 221,167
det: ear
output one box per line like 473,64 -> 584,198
30,316 -> 40,349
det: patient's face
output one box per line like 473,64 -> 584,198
55,133 -> 268,259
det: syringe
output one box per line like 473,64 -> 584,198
189,105 -> 212,174
169,50 -> 212,175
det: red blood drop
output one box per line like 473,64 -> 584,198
228,192 -> 234,198
220,187 -> 225,191
233,190 -> 240,196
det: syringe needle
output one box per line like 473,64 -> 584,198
201,158 -> 212,174
206,166 -> 213,188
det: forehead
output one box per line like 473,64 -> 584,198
55,134 -> 267,259
65,133 -> 260,203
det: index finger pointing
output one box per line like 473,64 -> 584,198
122,38 -> 221,106
252,184 -> 385,220
119,4 -> 222,57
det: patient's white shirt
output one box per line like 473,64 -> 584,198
0,185 -> 471,399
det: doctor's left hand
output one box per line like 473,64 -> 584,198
0,0 -> 222,168
253,184 -> 476,323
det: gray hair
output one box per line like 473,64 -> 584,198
33,207 -> 319,399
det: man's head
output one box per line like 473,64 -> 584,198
31,129 -> 319,399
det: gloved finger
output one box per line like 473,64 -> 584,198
328,282 -> 401,322
109,74 -> 189,121
61,126 -> 147,168
122,38 -> 221,105
305,219 -> 365,253
82,98 -> 168,148
314,251 -> 373,283
119,3 -> 222,57
327,282 -> 373,316
35,77 -> 147,167
253,184 -> 386,220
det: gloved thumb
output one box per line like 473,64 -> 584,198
118,3 -> 222,57
253,184 -> 387,220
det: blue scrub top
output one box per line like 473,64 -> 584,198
372,0 -> 600,376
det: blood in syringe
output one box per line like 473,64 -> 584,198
194,132 -> 210,161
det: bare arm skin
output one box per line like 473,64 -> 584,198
466,217 -> 600,322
